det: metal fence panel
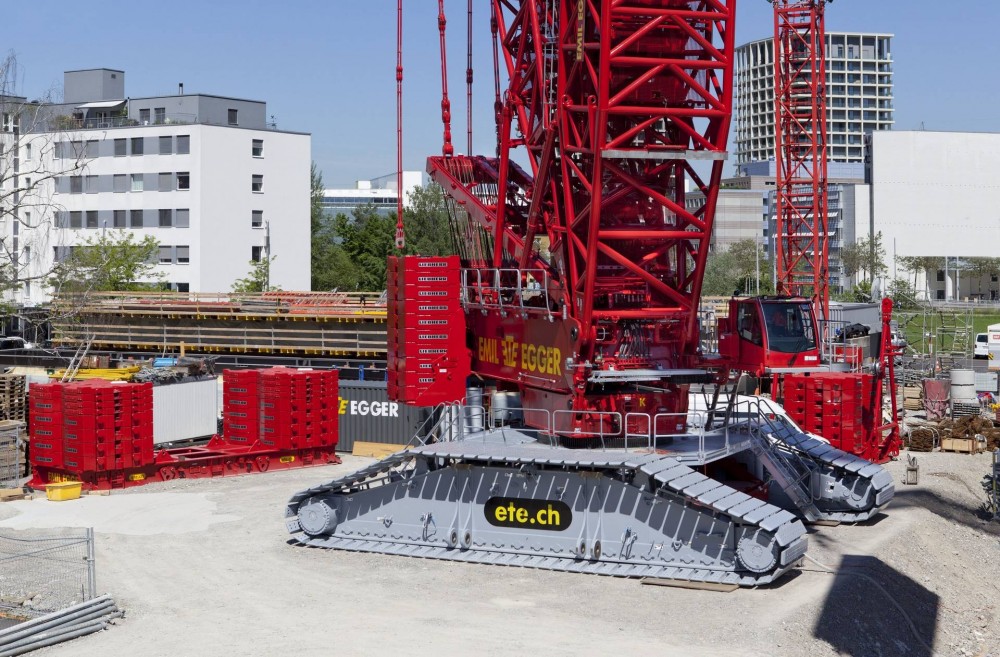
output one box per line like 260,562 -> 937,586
153,379 -> 220,444
0,423 -> 23,489
0,528 -> 95,620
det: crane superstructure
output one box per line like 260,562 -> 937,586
286,1 -> 895,587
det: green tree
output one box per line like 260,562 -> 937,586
887,278 -> 919,309
49,231 -> 162,293
334,205 -> 397,290
701,239 -> 773,297
841,231 -> 887,283
403,184 -> 455,256
232,256 -> 278,293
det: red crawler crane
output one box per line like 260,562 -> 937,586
393,0 -> 737,440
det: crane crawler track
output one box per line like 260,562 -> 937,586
774,431 -> 896,523
286,435 -> 809,587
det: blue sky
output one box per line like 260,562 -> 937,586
2,1 -> 997,187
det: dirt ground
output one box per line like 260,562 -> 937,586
1,450 -> 998,657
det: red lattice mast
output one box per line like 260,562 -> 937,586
773,0 -> 829,318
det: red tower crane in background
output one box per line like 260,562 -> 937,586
772,0 -> 829,321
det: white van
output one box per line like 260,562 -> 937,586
975,333 -> 989,359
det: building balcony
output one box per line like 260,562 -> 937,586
44,112 -> 214,132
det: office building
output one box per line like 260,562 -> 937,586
322,171 -> 424,218
2,68 -> 310,304
734,32 -> 894,168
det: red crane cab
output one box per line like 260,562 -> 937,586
717,296 -> 823,376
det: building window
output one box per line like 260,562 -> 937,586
159,209 -> 173,227
131,137 -> 144,155
70,176 -> 83,194
159,136 -> 173,155
113,174 -> 127,193
159,172 -> 173,191
70,211 -> 83,229
252,139 -> 263,157
114,210 -> 126,228
936,270 -> 945,282
252,210 -> 263,228
139,108 -> 150,125
176,282 -> 190,293
251,246 -> 263,262
175,209 -> 190,228
228,109 -> 239,126
130,209 -> 144,228
993,275 -> 998,283
86,210 -> 99,229
159,246 -> 173,263
154,107 -> 166,125
24,177 -> 31,190
176,172 -> 190,190
176,246 -> 190,264
24,143 -> 31,160
131,174 -> 144,192
176,135 -> 190,154
936,289 -> 945,300
85,140 -> 99,158
114,139 -> 126,157
251,174 -> 263,193
85,175 -> 99,193
2,113 -> 12,132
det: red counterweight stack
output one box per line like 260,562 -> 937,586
222,369 -> 263,445
29,380 -> 154,479
223,367 -> 338,450
386,255 -> 469,406
781,372 -> 884,463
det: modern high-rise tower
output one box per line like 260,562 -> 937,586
735,32 -> 894,169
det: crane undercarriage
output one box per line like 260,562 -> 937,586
286,410 -> 894,587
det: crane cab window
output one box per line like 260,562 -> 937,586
737,303 -> 763,346
762,302 -> 817,353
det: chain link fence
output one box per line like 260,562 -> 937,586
0,528 -> 96,622
0,423 -> 24,490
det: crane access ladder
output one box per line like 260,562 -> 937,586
748,419 -> 822,522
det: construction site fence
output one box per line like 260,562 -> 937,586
0,427 -> 23,490
0,528 -> 96,620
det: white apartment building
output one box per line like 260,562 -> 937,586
4,68 -> 310,304
735,32 -> 894,167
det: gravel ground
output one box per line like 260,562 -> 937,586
0,450 -> 997,657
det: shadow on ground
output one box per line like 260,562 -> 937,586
814,555 -> 938,657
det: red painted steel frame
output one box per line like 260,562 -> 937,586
427,1 -> 735,425
773,0 -> 829,319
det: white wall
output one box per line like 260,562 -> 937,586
873,131 -> 1000,295
198,126 -> 310,291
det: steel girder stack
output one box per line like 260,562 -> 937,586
427,1 -> 735,430
772,0 -> 829,319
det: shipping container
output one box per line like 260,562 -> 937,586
336,380 -> 432,452
153,378 -> 220,445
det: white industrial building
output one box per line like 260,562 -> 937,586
3,68 -> 311,304
322,171 -> 424,217
869,130 -> 1000,301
